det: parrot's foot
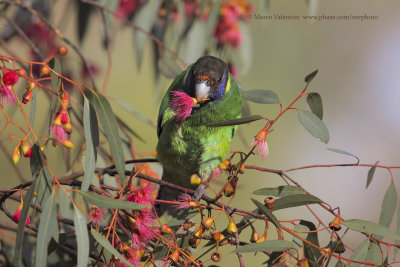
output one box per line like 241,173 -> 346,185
193,184 -> 208,201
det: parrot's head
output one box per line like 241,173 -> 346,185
185,56 -> 229,104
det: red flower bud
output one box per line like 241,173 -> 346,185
2,71 -> 19,86
12,146 -> 21,165
40,66 -> 50,77
59,46 -> 68,56
21,141 -> 32,157
22,90 -> 32,104
16,69 -> 26,77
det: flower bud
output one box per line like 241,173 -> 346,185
160,224 -> 173,234
329,216 -> 342,231
250,225 -> 260,243
182,220 -> 194,230
40,66 -> 50,77
320,247 -> 331,258
190,174 -> 202,185
12,146 -> 21,165
169,250 -> 180,263
264,196 -> 275,211
59,46 -> 68,55
219,159 -> 231,170
16,69 -> 26,77
189,238 -> 201,248
227,217 -> 238,234
62,139 -> 74,149
193,226 -> 204,238
26,81 -> 37,90
201,216 -> 216,229
224,183 -> 234,197
21,141 -> 32,157
63,122 -> 72,133
22,90 -> 32,104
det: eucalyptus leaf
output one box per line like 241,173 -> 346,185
342,219 -> 400,241
242,89 -> 279,104
253,185 -> 305,197
112,97 -> 156,128
77,190 -> 145,210
234,240 -> 296,253
91,228 -> 134,267
305,69 -> 318,84
306,92 -> 323,120
366,161 -> 378,188
365,241 -> 383,265
327,148 -> 359,161
35,190 -> 58,267
158,55 -> 183,79
349,239 -> 369,267
378,182 -> 397,234
292,224 -> 309,248
74,207 -> 89,267
207,115 -> 263,127
273,194 -> 323,211
84,89 -> 126,184
298,109 -> 329,143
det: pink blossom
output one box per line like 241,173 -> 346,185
169,91 -> 195,122
214,22 -> 242,48
251,137 -> 268,159
51,125 -> 68,144
89,205 -> 105,225
175,193 -> 193,210
131,209 -> 156,250
183,0 -> 200,20
12,209 -> 30,226
116,0 -> 142,19
210,166 -> 222,180
127,184 -> 155,205
2,71 -> 19,86
0,86 -> 15,105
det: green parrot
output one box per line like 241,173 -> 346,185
156,56 -> 242,214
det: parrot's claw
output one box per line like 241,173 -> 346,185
193,184 -> 208,201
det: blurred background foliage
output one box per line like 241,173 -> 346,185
0,0 -> 399,266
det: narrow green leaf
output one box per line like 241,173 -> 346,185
396,195 -> 400,257
77,2 -> 94,42
234,240 -> 296,253
112,97 -> 156,128
273,194 -> 323,211
133,0 -> 161,69
98,0 -> 117,48
378,182 -> 397,228
305,69 -> 318,84
292,224 -> 309,248
30,145 -> 52,205
207,115 -> 263,127
342,219 -> 400,241
91,228 -> 134,267
300,220 -> 320,264
251,199 -> 281,232
83,89 -> 126,184
366,161 -> 378,188
327,148 -> 359,161
298,109 -> 329,143
183,20 -> 207,63
365,241 -> 383,265
35,190 -> 58,267
243,89 -> 279,104
74,207 -> 89,267
349,239 -> 369,267
237,21 -> 252,75
48,58 -> 62,134
306,92 -> 323,120
82,98 -> 99,191
13,179 -> 37,264
29,89 -> 37,137
76,190 -> 145,210
253,185 -> 305,197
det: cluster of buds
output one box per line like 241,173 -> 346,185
51,90 -> 74,148
12,140 -> 33,164
22,79 -> 36,104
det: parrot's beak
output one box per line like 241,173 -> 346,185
195,76 -> 212,102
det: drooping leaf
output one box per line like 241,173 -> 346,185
77,1 -> 94,43
300,220 -> 320,265
77,190 -> 145,210
133,0 -> 162,69
366,161 -> 378,188
251,199 -> 281,232
82,98 -> 99,191
234,240 -> 296,253
35,190 -> 58,267
83,89 -> 126,184
98,0 -> 118,48
183,20 -> 207,64
30,145 -> 52,205
342,219 -> 400,241
253,185 -> 305,197
349,239 -> 369,267
305,69 -> 318,84
378,182 -> 397,230
13,179 -> 37,264
74,207 -> 89,267
112,97 -> 156,128
48,58 -> 62,133
29,89 -> 37,138
242,89 -> 279,104
292,224 -> 309,248
327,148 -> 359,162
273,194 -> 323,211
306,92 -> 323,120
91,228 -> 134,267
365,241 -> 383,265
207,115 -> 263,127
298,109 -> 329,143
